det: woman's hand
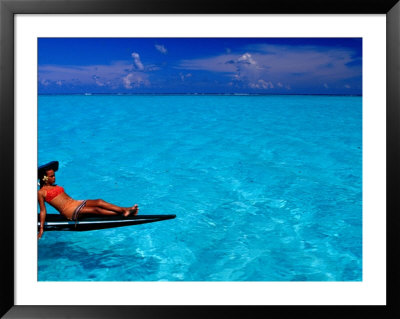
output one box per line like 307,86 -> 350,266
38,228 -> 44,240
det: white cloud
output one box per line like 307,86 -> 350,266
230,53 -> 270,88
123,74 -> 133,89
92,75 -> 105,87
180,73 -> 192,82
155,44 -> 167,54
238,53 -> 257,65
123,73 -> 150,89
40,78 -> 50,86
131,52 -> 144,70
147,65 -> 161,71
249,79 -> 274,89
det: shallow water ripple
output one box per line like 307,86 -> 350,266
39,95 -> 362,281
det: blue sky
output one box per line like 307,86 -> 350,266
38,38 -> 362,95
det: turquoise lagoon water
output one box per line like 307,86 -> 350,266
38,94 -> 362,281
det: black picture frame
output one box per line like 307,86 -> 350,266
1,0 -> 399,318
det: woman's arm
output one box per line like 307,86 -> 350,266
38,190 -> 47,239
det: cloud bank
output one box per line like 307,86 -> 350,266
38,40 -> 361,94
39,52 -> 151,92
176,44 -> 361,91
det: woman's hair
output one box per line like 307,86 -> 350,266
38,171 -> 49,189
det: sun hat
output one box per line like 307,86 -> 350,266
38,161 -> 59,179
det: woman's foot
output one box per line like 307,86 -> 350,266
123,204 -> 139,217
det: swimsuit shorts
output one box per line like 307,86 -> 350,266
72,200 -> 87,221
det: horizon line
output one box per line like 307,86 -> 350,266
38,92 -> 362,97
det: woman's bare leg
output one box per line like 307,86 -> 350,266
85,199 -> 138,216
79,206 -> 121,216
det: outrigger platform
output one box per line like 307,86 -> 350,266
38,214 -> 176,231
